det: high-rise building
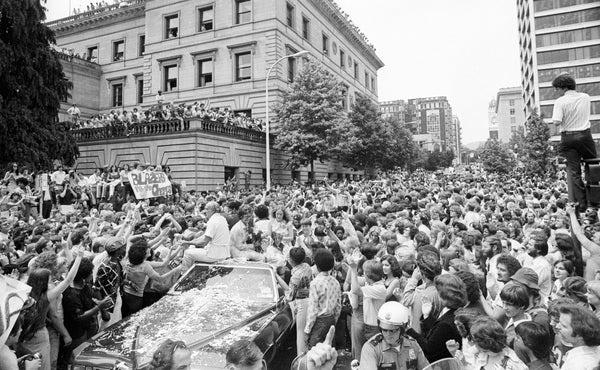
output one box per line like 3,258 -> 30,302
517,0 -> 600,138
48,0 -> 384,123
379,100 -> 406,122
406,96 -> 456,152
488,87 -> 527,143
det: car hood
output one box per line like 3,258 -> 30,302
72,287 -> 276,369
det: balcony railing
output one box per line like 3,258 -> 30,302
46,0 -> 145,28
70,119 -> 268,143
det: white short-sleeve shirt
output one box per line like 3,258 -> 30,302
204,213 -> 231,259
552,90 -> 591,132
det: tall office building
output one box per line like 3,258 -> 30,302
48,0 -> 384,123
517,0 -> 600,139
488,87 -> 527,143
406,96 -> 457,152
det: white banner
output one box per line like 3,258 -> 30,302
128,170 -> 172,199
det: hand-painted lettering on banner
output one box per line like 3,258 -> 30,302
128,171 -> 172,199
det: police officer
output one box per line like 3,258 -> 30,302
359,301 -> 429,370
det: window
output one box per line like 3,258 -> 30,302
538,63 -> 600,83
510,108 -> 515,115
112,83 -> 123,107
509,99 -> 515,107
364,72 -> 369,88
235,0 -> 251,24
197,58 -> 213,87
535,8 -> 600,30
371,77 -> 375,91
340,50 -> 345,68
510,117 -> 516,124
235,52 -> 252,81
537,45 -> 600,65
511,126 -> 516,132
138,35 -> 145,57
113,40 -> 124,61
353,62 -> 359,79
536,27 -> 600,48
286,3 -> 294,28
288,56 -> 296,82
224,166 -> 238,183
341,87 -> 348,110
302,16 -> 309,39
164,65 -> 178,91
87,46 -> 98,62
540,82 -> 600,100
61,79 -> 69,102
198,6 -> 214,31
233,109 -> 251,117
322,33 -> 329,55
136,78 -> 144,104
165,14 -> 179,39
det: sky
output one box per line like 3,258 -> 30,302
44,0 -> 522,144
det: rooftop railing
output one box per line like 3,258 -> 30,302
46,0 -> 145,28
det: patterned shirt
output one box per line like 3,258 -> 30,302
287,263 -> 313,301
94,258 -> 123,312
305,272 -> 341,334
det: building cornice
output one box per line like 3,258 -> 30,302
47,0 -> 145,36
308,0 -> 384,70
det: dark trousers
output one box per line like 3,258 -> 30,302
121,292 -> 144,318
560,129 -> 597,209
308,314 -> 336,349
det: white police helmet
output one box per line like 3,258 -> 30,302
378,301 -> 410,326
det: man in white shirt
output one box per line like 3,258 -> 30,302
155,90 -> 164,111
557,304 -> 600,370
66,104 -> 80,124
182,201 -> 230,266
551,74 -> 597,212
524,233 -> 552,301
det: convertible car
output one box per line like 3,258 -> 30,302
69,262 -> 294,369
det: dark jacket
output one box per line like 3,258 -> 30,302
406,308 -> 461,363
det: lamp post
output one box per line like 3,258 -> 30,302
265,50 -> 309,191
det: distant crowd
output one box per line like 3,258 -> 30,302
67,100 -> 266,133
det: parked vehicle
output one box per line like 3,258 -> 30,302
69,262 -> 294,369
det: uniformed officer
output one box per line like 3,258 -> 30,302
359,301 -> 429,370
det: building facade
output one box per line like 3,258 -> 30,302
488,87 -> 527,143
517,0 -> 600,139
405,96 -> 458,153
48,0 -> 384,123
379,99 -> 406,122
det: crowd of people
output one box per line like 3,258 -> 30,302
67,99 -> 267,134
1,159 -> 600,370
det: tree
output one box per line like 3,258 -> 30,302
382,117 -> 419,171
335,94 -> 389,172
479,138 -> 516,174
0,0 -> 79,170
522,112 -> 555,177
508,129 -> 526,159
274,61 -> 347,174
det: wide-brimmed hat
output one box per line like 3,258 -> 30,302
511,267 -> 540,291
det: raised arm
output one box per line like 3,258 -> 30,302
567,205 -> 600,256
48,250 -> 83,301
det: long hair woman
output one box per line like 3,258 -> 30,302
19,250 -> 83,370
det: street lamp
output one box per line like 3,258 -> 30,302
265,50 -> 309,191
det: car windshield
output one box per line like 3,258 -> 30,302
173,264 -> 276,302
